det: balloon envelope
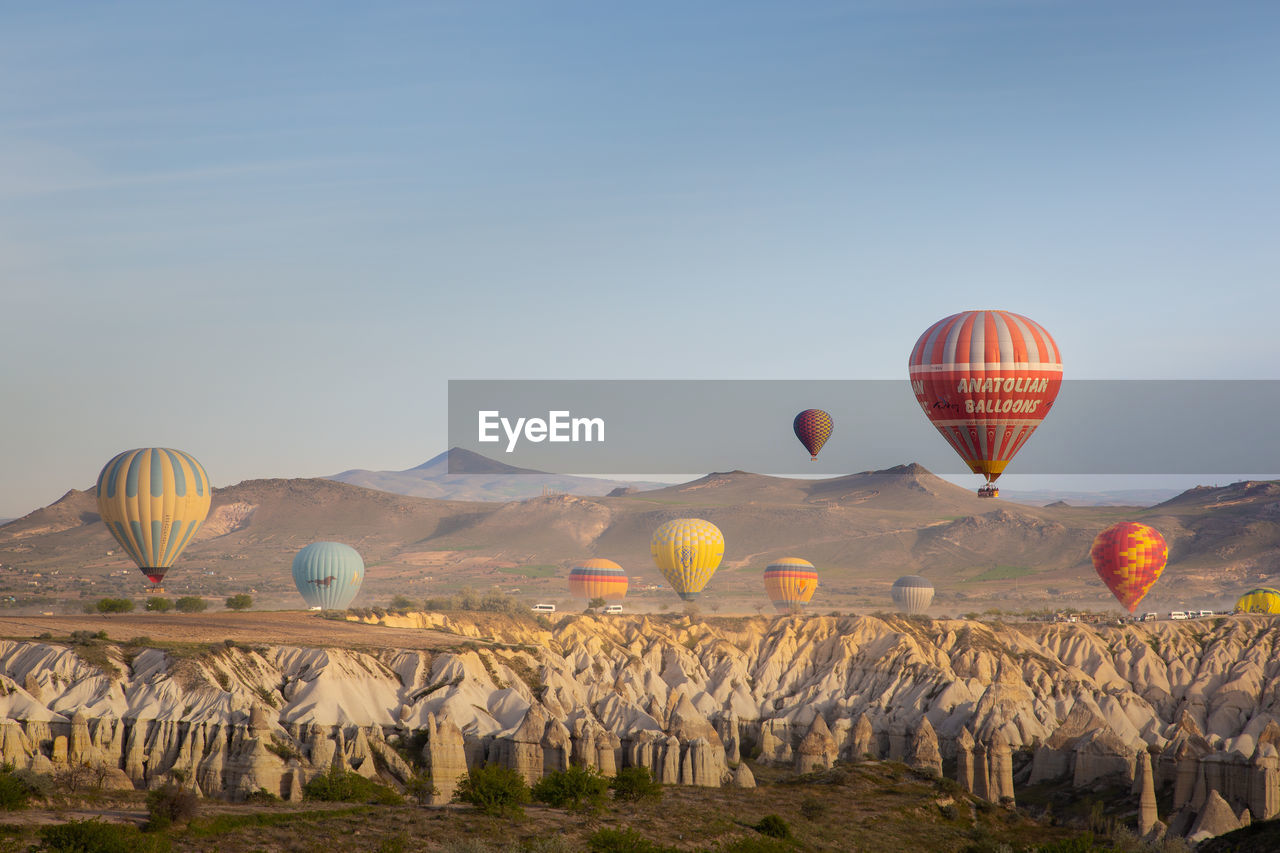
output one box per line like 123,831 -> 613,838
292,542 -> 364,609
908,310 -> 1062,484
1235,588 -> 1280,614
892,575 -> 934,614
568,559 -> 628,601
764,558 -> 818,613
96,448 -> 211,584
650,518 -> 724,601
1090,522 -> 1168,612
793,409 -> 833,460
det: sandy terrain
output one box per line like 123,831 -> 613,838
0,611 -> 468,650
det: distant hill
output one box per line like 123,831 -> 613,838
3,465 -> 1280,615
998,488 -> 1184,507
326,447 -> 669,501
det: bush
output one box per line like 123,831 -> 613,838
36,819 -> 170,853
799,795 -> 827,821
610,765 -> 662,803
145,782 -> 199,830
532,765 -> 608,812
224,594 -> 253,611
754,815 -> 792,840
454,764 -> 531,817
0,764 -> 40,810
389,594 -> 417,612
175,597 -> 207,613
95,598 -> 134,614
144,598 -> 172,612
302,765 -> 402,804
405,771 -> 437,806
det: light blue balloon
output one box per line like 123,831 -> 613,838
292,542 -> 364,609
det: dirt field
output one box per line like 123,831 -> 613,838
0,611 -> 469,650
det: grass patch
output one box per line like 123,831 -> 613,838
184,806 -> 374,837
496,564 -> 558,578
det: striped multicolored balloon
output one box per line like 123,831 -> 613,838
568,558 -> 628,601
1090,522 -> 1168,612
908,310 -> 1062,485
764,558 -> 818,613
96,448 -> 212,584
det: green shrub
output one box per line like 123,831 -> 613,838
0,764 -> 40,810
587,828 -> 678,853
798,795 -> 827,821
388,595 -> 417,613
754,815 -> 792,840
454,764 -> 531,817
244,787 -> 280,805
610,765 -> 662,803
36,819 -> 170,853
145,782 -> 199,830
405,771 -> 437,806
532,764 -> 608,812
95,598 -> 134,614
144,598 -> 172,612
224,594 -> 253,611
302,765 -> 402,805
175,597 -> 207,613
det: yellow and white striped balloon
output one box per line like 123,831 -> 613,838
96,448 -> 211,584
650,518 -> 724,602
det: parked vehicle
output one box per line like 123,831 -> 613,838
532,603 -> 556,613
603,604 -> 624,614
1169,611 -> 1188,620
1142,612 -> 1158,622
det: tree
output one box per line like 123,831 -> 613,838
609,766 -> 663,803
144,597 -> 172,612
389,594 -> 417,612
532,765 -> 608,813
225,594 -> 253,611
587,597 -> 607,611
454,764 -> 530,817
95,598 -> 134,614
175,597 -> 207,613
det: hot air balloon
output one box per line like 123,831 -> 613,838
793,409 -> 833,461
568,559 -> 628,601
1090,522 -> 1168,612
764,558 -> 818,613
891,575 -> 934,614
651,518 -> 724,601
292,542 -> 364,610
908,310 -> 1062,497
96,448 -> 212,586
1235,588 -> 1280,614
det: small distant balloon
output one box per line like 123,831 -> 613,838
96,448 -> 212,585
568,559 -> 628,601
650,518 -> 724,601
892,575 -> 934,614
793,409 -> 833,461
1090,522 -> 1168,613
764,558 -> 818,613
292,542 -> 364,609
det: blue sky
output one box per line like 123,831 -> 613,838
2,1 -> 1278,517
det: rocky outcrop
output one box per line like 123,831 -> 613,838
0,609 -> 1279,841
1187,790 -> 1248,844
1136,749 -> 1158,836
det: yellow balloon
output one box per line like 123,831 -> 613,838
96,448 -> 212,584
1235,588 -> 1280,615
650,518 -> 724,601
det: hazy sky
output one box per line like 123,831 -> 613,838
2,1 -> 1278,517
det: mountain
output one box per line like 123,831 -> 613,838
3,465 -> 1280,615
326,447 -> 669,501
997,488 -> 1185,507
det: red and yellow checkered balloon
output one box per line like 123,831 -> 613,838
1090,522 -> 1168,612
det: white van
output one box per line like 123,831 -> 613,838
1142,612 -> 1158,622
1169,611 -> 1188,620
1198,610 -> 1214,618
603,604 -> 624,615
532,603 -> 556,613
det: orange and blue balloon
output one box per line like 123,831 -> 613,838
568,559 -> 628,601
763,558 -> 818,613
